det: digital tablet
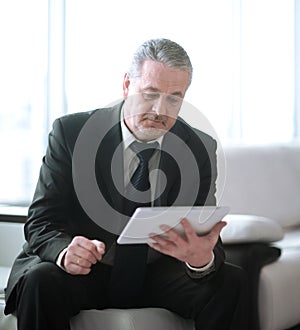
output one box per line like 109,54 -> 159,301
117,206 -> 230,244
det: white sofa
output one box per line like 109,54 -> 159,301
1,143 -> 300,330
219,143 -> 300,330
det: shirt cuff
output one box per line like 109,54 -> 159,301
185,253 -> 215,272
56,247 -> 68,270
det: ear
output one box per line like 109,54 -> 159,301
123,73 -> 130,99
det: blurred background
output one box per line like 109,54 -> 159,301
0,0 -> 299,206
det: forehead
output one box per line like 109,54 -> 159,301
135,60 -> 190,95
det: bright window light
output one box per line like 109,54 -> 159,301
0,0 -> 298,206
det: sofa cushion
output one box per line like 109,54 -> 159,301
0,222 -> 25,267
0,267 -> 11,295
70,308 -> 194,330
0,299 -> 17,330
220,144 -> 300,228
0,222 -> 25,297
274,227 -> 300,249
0,306 -> 195,330
220,214 -> 284,244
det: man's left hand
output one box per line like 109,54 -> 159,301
148,218 -> 226,268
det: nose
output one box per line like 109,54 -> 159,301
152,94 -> 167,116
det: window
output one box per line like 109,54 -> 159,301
65,0 -> 297,145
0,0 -> 299,206
0,1 -> 48,205
237,0 -> 295,143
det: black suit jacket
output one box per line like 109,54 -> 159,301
5,102 -> 225,313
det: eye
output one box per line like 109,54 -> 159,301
167,95 -> 182,106
142,92 -> 160,100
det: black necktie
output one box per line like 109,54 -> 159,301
109,141 -> 158,308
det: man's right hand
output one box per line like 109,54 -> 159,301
62,236 -> 105,275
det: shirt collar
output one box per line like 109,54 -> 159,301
120,108 -> 164,150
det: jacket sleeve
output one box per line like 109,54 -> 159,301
24,118 -> 74,262
184,131 -> 225,279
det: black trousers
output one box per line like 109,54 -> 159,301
13,257 -> 248,330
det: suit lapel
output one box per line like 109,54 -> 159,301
95,103 -> 125,216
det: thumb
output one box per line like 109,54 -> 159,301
91,240 -> 105,253
210,221 -> 227,237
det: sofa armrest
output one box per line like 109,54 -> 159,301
224,242 -> 281,330
221,214 -> 284,244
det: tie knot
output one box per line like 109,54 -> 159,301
130,141 -> 159,163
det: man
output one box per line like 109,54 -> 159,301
5,38 -> 247,329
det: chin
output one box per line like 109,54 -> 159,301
135,127 -> 166,141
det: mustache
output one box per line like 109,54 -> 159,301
142,113 -> 166,123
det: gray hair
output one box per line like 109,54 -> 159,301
128,38 -> 193,87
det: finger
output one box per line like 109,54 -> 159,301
68,242 -> 98,265
71,254 -> 94,268
91,240 -> 106,260
149,231 -> 178,251
148,241 -> 164,253
209,221 -> 227,238
66,261 -> 92,275
148,239 -> 172,255
63,250 -> 93,275
148,239 -> 181,259
179,218 -> 198,240
158,225 -> 188,250
73,236 -> 103,262
148,232 -> 181,257
149,232 -> 173,245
